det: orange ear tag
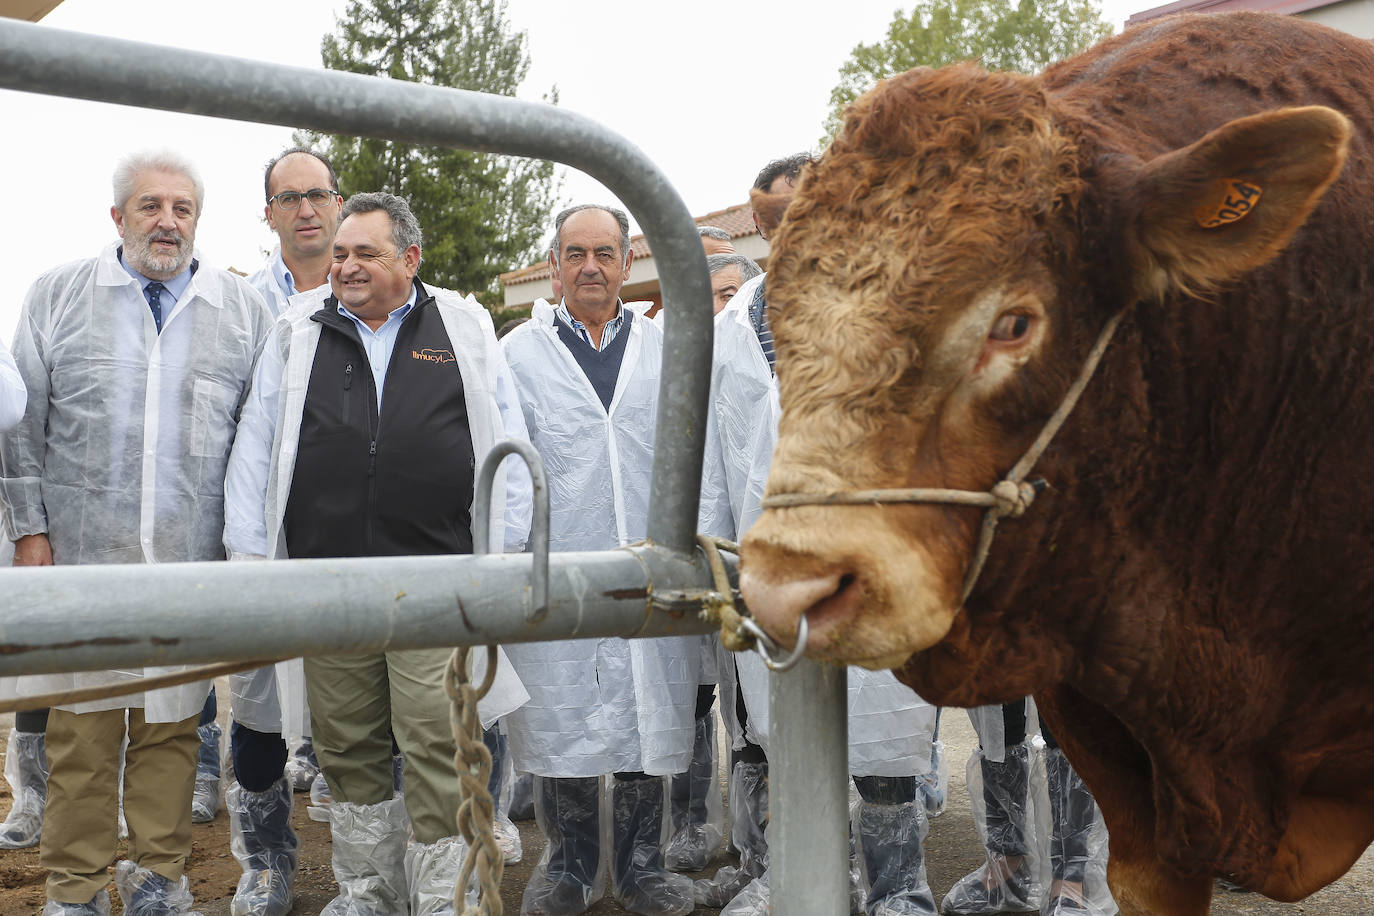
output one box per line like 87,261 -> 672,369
1195,178 -> 1263,229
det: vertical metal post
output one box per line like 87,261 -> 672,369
770,658 -> 849,914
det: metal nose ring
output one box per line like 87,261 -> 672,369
740,614 -> 809,672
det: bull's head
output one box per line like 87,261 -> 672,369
739,64 -> 1349,672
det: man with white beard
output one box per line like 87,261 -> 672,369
1,150 -> 271,916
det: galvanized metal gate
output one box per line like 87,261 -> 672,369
0,17 -> 850,913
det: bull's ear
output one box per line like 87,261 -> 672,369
1127,106 -> 1350,300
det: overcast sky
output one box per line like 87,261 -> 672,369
0,0 -> 1142,337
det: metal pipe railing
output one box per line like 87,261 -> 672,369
771,659 -> 851,914
0,16 -> 711,556
472,439 -> 551,622
0,546 -> 720,676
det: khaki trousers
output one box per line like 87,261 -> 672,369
42,707 -> 199,904
304,648 -> 462,844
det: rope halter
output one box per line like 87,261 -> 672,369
760,306 -> 1130,602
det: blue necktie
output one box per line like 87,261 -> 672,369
144,281 -> 165,332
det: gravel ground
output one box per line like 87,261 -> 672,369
1,692 -> 1370,914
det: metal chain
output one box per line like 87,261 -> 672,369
445,644 -> 503,916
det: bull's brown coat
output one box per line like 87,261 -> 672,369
740,12 -> 1374,914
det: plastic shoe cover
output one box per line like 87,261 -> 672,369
522,775 -> 605,916
309,770 -> 333,806
692,760 -> 768,907
915,738 -> 947,818
0,729 -> 48,848
941,743 -> 1044,915
854,799 -> 937,916
406,836 -> 480,915
510,771 -> 536,821
495,809 -> 523,865
610,777 -> 693,915
41,890 -> 111,916
283,740 -> 320,794
113,860 -> 200,915
718,873 -> 768,915
315,796 -> 410,916
664,715 -> 724,872
1042,748 -> 1117,916
228,777 -> 298,916
192,722 -> 223,823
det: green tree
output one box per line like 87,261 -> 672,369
823,0 -> 1112,140
302,0 -> 561,307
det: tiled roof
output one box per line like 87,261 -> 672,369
500,201 -> 756,287
1127,0 -> 1337,24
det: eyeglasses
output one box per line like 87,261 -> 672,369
268,188 -> 340,210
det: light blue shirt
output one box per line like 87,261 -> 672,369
336,285 -> 418,412
270,250 -> 300,300
119,249 -> 196,333
555,299 -> 626,351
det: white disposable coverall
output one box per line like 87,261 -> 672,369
699,276 -> 937,778
0,338 -> 25,432
500,299 -> 700,778
226,251 -> 326,739
223,284 -> 533,730
0,242 -> 272,721
245,246 -> 294,319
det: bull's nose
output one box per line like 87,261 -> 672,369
739,570 -> 841,646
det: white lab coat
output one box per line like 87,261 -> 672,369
246,246 -> 293,319
499,299 -> 700,778
223,282 -> 533,732
0,242 -> 272,721
701,276 -> 937,777
230,252 -> 306,737
0,338 -> 25,432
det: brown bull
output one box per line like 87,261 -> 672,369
738,12 -> 1374,914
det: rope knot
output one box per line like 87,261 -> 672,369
990,479 -> 1037,519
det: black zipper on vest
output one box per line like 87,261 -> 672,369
343,364 -> 353,425
366,374 -> 378,551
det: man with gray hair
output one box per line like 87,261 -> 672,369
501,203 -> 699,916
707,252 -> 762,315
224,190 -> 533,915
698,224 -> 735,256
1,150 -> 272,915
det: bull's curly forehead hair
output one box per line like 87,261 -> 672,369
766,63 -> 1085,414
780,65 -> 1083,319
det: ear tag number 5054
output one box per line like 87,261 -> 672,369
1195,178 -> 1263,229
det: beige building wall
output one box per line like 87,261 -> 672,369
1297,0 -> 1374,36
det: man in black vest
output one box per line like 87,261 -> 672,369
224,191 -> 531,914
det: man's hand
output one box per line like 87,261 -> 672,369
12,533 -> 52,567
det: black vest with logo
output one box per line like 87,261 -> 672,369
283,282 -> 476,559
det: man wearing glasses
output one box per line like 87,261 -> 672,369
218,147 -> 346,916
251,148 -> 344,316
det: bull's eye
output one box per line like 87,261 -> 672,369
989,312 -> 1032,342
